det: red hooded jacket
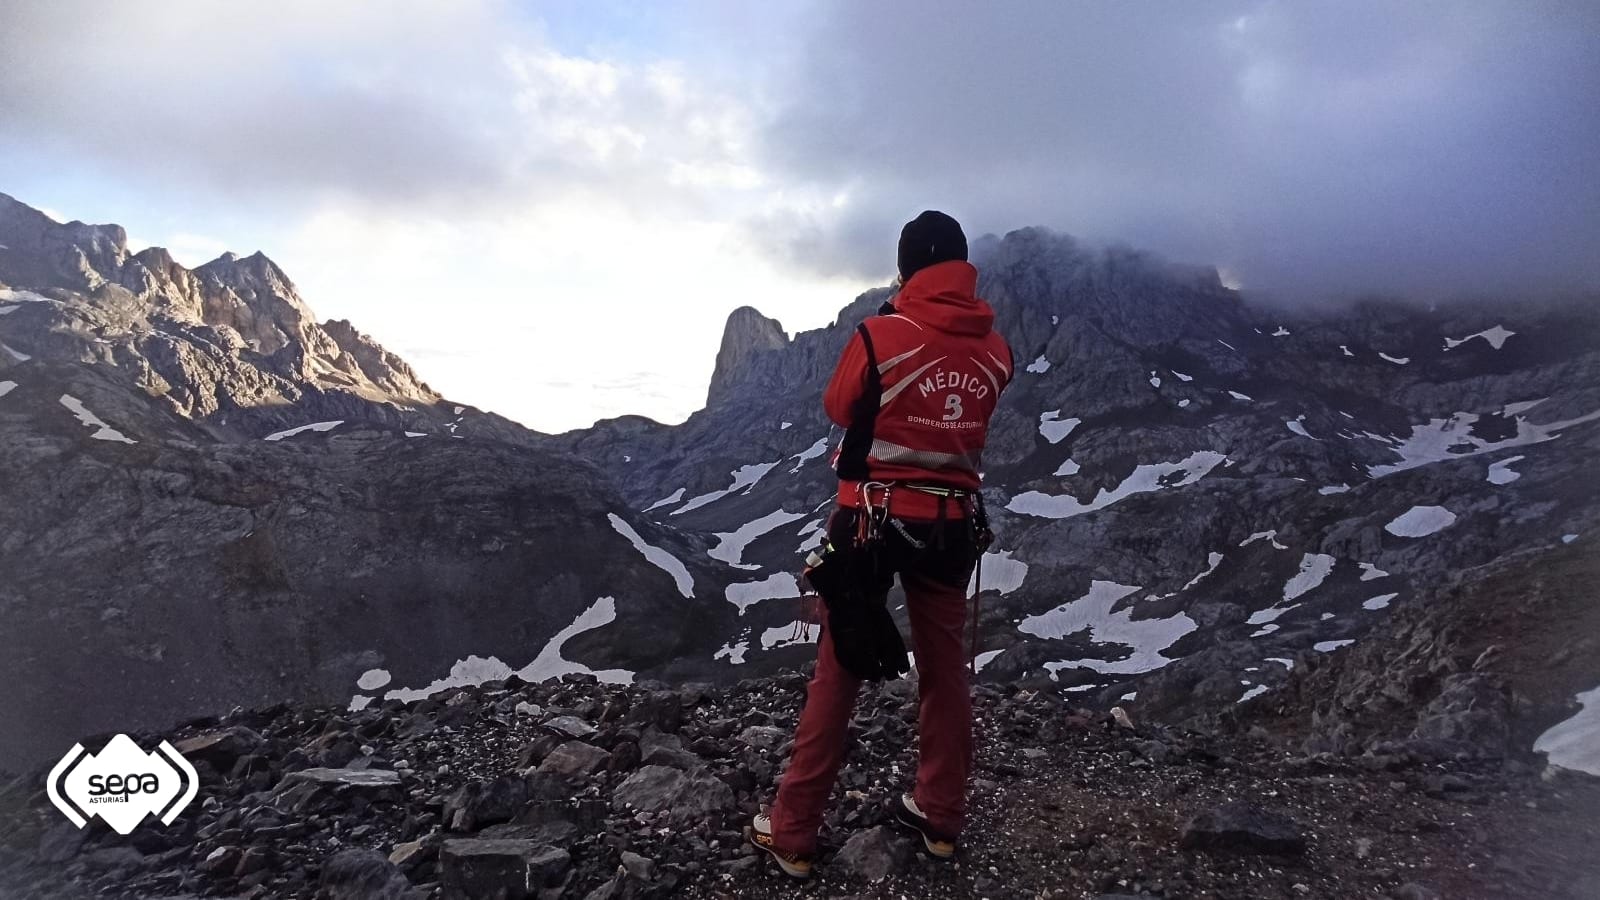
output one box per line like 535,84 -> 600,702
824,260 -> 1013,519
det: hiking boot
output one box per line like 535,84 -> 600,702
745,813 -> 813,879
894,793 -> 957,858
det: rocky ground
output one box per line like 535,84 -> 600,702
3,668 -> 1597,900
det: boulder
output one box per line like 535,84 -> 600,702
1179,801 -> 1307,855
172,726 -> 265,771
440,839 -> 571,900
833,826 -> 912,881
612,765 -> 736,822
444,774 -> 530,831
320,848 -> 415,900
537,741 -> 612,778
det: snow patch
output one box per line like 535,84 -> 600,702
1037,410 -> 1080,444
0,288 -> 52,304
0,381 -> 15,399
1238,685 -> 1271,703
780,421 -> 792,430
725,572 -> 798,615
1247,604 -> 1297,626
1359,562 -> 1390,581
1363,593 -> 1399,611
795,517 -> 826,552
1502,398 -> 1546,417
1444,325 -> 1515,351
1536,684 -> 1600,776
515,596 -> 634,686
1024,581 -> 1198,675
1218,339 -> 1237,352
2,342 -> 31,362
1563,533 -> 1579,544
377,598 -> 638,699
607,514 -> 694,598
264,420 -> 343,442
673,462 -> 779,515
1319,484 -> 1351,495
59,395 -> 136,443
708,508 -> 806,568
1228,390 -> 1253,401
1148,371 -> 1162,388
1368,408 -> 1600,477
1340,345 -> 1354,357
1271,326 -> 1290,337
357,669 -> 392,691
1313,640 -> 1355,653
1286,416 -> 1317,440
973,649 -> 1004,673
1385,505 -> 1456,538
789,437 -> 829,473
1378,352 -> 1409,365
384,655 -> 512,702
1007,451 -> 1227,519
1171,370 -> 1193,382
1486,455 -> 1525,484
1284,553 -> 1336,601
1182,552 -> 1225,590
968,550 -> 1029,596
714,640 -> 749,665
644,487 -> 686,512
1025,355 -> 1051,374
1241,530 -> 1288,550
1053,457 -> 1080,476
761,621 -> 817,651
404,431 -> 427,438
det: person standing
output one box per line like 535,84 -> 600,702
748,210 -> 1014,878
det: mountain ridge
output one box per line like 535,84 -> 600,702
2,189 -> 1597,784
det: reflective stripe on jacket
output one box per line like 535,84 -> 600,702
824,260 -> 1013,519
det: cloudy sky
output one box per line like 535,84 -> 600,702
2,1 -> 1595,431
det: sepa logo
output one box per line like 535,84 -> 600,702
47,734 -> 199,835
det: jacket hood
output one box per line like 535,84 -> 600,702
890,260 -> 994,336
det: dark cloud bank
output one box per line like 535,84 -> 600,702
755,0 -> 1600,304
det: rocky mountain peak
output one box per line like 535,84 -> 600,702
706,305 -> 789,406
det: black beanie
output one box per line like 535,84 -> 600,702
897,210 -> 967,281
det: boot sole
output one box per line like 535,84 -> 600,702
894,806 -> 957,859
744,826 -> 813,879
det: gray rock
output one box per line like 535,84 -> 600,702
1179,801 -> 1307,855
832,825 -> 912,881
271,767 -> 401,813
612,765 -> 736,822
444,774 -> 530,831
537,740 -> 611,778
172,726 -> 265,771
543,716 -> 598,739
320,848 -> 415,900
737,725 -> 788,751
440,839 -> 571,900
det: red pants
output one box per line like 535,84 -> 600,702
769,569 -> 972,855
